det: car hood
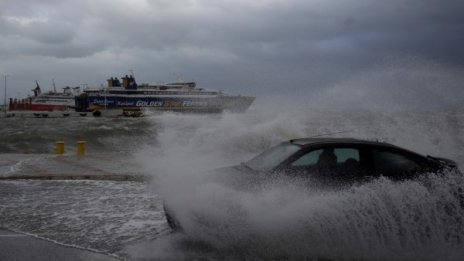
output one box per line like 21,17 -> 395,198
205,164 -> 267,190
206,164 -> 323,191
163,164 -> 264,231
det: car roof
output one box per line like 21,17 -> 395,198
289,137 -> 402,150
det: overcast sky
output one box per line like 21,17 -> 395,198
1,0 -> 463,108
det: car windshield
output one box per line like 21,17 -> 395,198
245,142 -> 301,172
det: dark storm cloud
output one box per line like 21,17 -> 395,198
0,0 -> 463,108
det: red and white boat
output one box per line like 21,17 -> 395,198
9,81 -> 80,111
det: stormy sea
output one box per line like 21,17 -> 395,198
1,108 -> 463,260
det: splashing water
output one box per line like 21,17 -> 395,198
1,107 -> 463,260
132,108 -> 464,260
164,172 -> 463,260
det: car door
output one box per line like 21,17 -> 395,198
368,146 -> 430,180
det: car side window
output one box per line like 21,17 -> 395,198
289,147 -> 363,183
372,149 -> 421,177
335,148 -> 360,163
292,148 -> 360,167
291,149 -> 323,166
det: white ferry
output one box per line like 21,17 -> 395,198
75,75 -> 255,114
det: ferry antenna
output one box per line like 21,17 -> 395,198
52,79 -> 57,93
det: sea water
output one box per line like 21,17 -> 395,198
0,109 -> 463,260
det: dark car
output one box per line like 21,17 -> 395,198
164,138 -> 460,230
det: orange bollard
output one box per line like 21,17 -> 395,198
76,141 -> 86,156
55,141 -> 64,155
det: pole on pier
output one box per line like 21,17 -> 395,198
3,74 -> 8,114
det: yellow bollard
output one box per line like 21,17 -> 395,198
76,141 -> 86,156
55,141 -> 64,155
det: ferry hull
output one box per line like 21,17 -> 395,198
28,104 -> 69,111
75,95 -> 255,113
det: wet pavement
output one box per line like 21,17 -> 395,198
0,153 -> 159,260
0,229 -> 119,261
0,153 -> 147,181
